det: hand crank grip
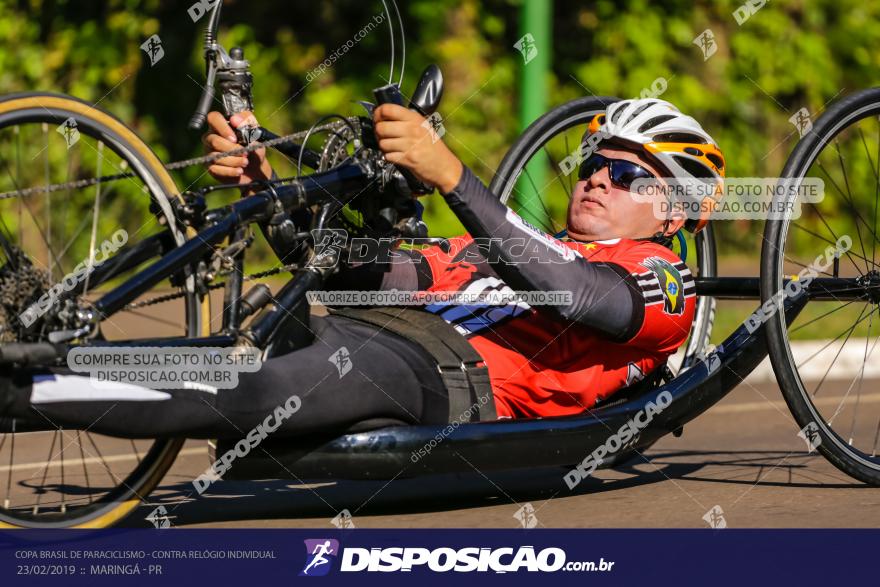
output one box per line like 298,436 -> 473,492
372,84 -> 434,195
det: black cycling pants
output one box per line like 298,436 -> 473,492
1,316 -> 449,439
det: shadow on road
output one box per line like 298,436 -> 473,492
124,448 -> 865,527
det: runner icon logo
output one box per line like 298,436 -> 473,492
514,33 -> 538,64
797,421 -> 822,453
300,539 -> 340,577
513,503 -> 538,528
329,347 -> 353,378
692,29 -> 718,61
331,509 -> 356,529
702,505 -> 727,529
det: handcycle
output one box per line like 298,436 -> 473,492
1,1 -> 879,528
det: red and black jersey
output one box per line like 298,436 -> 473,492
414,235 -> 695,418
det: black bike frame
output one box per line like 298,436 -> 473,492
77,160 -> 372,351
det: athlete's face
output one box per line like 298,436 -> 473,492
565,147 -> 685,241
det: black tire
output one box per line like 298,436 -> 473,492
489,96 -> 717,374
0,92 -> 206,527
762,87 -> 880,486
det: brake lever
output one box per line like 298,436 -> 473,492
372,83 -> 435,196
190,44 -> 260,145
188,1 -> 223,131
217,46 -> 261,145
188,0 -> 260,145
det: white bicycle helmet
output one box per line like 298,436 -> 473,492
585,98 -> 725,233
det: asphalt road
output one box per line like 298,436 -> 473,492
124,379 -> 880,529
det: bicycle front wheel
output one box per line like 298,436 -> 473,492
762,87 -> 880,486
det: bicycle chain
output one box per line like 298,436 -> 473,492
122,262 -> 301,310
0,118 -> 358,310
0,118 -> 357,309
118,120 -> 355,309
0,120 -> 354,200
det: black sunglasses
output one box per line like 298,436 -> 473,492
577,153 -> 657,190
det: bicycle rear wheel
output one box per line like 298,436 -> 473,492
762,88 -> 880,485
489,96 -> 716,375
0,92 -> 208,527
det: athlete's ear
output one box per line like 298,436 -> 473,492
662,204 -> 687,237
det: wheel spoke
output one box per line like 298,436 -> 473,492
802,303 -> 872,397
76,431 -> 93,505
1,159 -> 65,276
3,422 -> 13,510
783,249 -> 838,278
874,121 -> 880,269
833,142 -> 871,273
525,168 -> 557,233
55,211 -> 100,263
796,302 -> 870,370
842,311 -> 875,437
799,194 -> 872,276
43,123 -> 54,280
15,126 -> 22,250
60,145 -> 73,271
817,160 -> 876,272
130,440 -> 142,465
82,141 -> 104,297
790,298 -> 860,335
86,431 -> 122,486
872,408 -> 880,457
857,127 -> 879,269
562,134 -> 574,196
60,430 -> 67,514
542,145 -> 570,220
33,429 -> 59,514
519,166 -> 557,234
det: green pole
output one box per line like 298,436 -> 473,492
515,0 -> 552,228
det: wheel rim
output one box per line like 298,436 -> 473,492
771,101 -> 880,471
0,96 -> 197,527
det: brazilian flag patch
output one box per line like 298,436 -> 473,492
642,257 -> 685,316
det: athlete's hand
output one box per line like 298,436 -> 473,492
373,104 -> 463,194
202,111 -> 273,187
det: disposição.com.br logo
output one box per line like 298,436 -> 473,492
299,540 -> 613,575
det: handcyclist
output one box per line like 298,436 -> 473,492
1,98 -> 725,436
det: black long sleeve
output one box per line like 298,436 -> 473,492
440,166 -> 644,341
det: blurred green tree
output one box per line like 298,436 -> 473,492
2,0 -> 879,255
